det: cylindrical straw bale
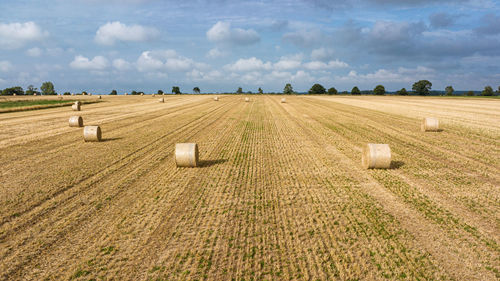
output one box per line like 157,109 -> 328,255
34,93 -> 37,96
362,143 -> 391,169
421,117 -> 439,132
281,98 -> 286,103
98,95 -> 101,99
141,93 -> 144,96
72,102 -> 81,111
83,126 -> 102,142
214,96 -> 219,101
175,143 -> 199,167
69,116 -> 83,127
13,93 -> 16,96
159,98 -> 164,103
152,94 -> 156,97
245,97 -> 249,102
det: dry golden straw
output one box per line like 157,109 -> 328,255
72,101 -> 81,111
362,143 -> 391,169
159,98 -> 164,103
69,116 -> 83,127
83,126 -> 102,142
421,117 -> 440,132
281,98 -> 286,103
175,143 -> 199,167
214,96 -> 219,101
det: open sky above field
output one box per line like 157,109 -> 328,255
1,0 -> 500,93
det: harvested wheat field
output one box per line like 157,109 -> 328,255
0,95 -> 499,280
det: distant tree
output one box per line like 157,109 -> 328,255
340,91 -> 349,95
1,86 -> 24,95
374,85 -> 385,95
309,83 -> 326,95
157,89 -> 164,95
110,89 -> 118,95
236,87 -> 243,94
328,87 -> 338,95
258,87 -> 263,94
41,81 -> 56,95
445,86 -> 454,96
396,88 -> 408,95
131,90 -> 138,95
351,86 -> 361,95
466,90 -> 475,96
25,85 -> 39,95
81,91 -> 87,95
63,92 -> 71,95
193,87 -> 200,94
172,86 -> 181,94
412,80 -> 432,96
497,86 -> 500,95
283,83 -> 294,95
482,85 -> 494,96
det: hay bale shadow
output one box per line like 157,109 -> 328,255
390,161 -> 405,169
199,159 -> 227,167
102,137 -> 123,142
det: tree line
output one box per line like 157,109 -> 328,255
2,81 -> 499,96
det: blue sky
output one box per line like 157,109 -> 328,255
1,0 -> 499,94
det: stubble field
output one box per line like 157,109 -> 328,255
0,95 -> 498,280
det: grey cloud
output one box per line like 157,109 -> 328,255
429,12 -> 456,28
282,29 -> 324,48
475,13 -> 500,35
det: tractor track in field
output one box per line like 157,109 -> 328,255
0,96 -> 205,150
0,95 -> 498,280
0,99 -> 238,279
0,98 -> 232,228
0,97 -> 220,175
277,96 -> 498,280
298,98 -> 500,221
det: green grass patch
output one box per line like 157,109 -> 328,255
0,99 -> 77,108
0,99 -> 101,113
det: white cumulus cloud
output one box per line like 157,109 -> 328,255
0,22 -> 48,49
112,58 -> 132,71
207,21 -> 260,46
95,21 -> 159,45
311,48 -> 335,61
273,54 -> 303,70
304,59 -> 349,70
225,57 -> 272,72
26,47 -> 43,57
206,47 -> 225,59
70,55 -> 109,70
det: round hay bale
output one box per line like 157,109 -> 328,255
214,96 -> 219,101
152,94 -> 156,97
84,126 -> 102,142
72,102 -> 81,111
175,143 -> 199,167
125,93 -> 128,95
140,93 -> 144,96
421,117 -> 439,132
98,95 -> 101,99
362,143 -> 391,169
89,93 -> 92,96
13,93 -> 16,96
159,98 -> 164,103
245,97 -> 249,102
281,98 -> 286,103
34,93 -> 37,96
69,116 -> 83,127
